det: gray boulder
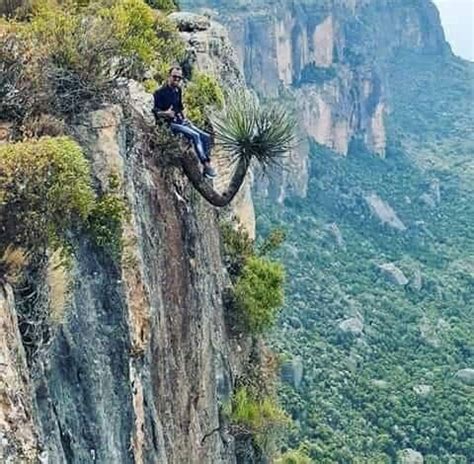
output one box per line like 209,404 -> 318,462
338,317 -> 364,336
413,384 -> 432,397
397,448 -> 424,464
371,379 -> 390,389
409,268 -> 423,292
429,178 -> 441,204
324,223 -> 345,248
364,193 -> 407,231
455,368 -> 474,386
378,263 -> 409,286
419,192 -> 437,208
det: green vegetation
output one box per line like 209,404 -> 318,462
275,448 -> 313,464
220,221 -> 289,455
255,52 -> 474,462
257,228 -> 286,257
143,78 -> 159,94
220,221 -> 254,276
183,72 -> 224,126
235,256 -> 285,334
220,221 -> 286,333
226,386 -> 289,452
0,0 -> 184,118
87,179 -> 128,256
0,137 -> 95,254
0,137 -> 129,262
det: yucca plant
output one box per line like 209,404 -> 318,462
179,90 -> 296,207
213,90 -> 295,170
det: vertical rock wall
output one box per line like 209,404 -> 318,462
0,284 -> 38,463
40,93 -> 242,463
0,85 -> 251,463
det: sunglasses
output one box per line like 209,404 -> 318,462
171,75 -> 182,80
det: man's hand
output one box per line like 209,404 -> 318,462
164,106 -> 175,119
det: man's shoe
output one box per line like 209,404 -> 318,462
203,165 -> 217,179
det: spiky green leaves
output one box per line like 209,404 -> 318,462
212,91 -> 296,170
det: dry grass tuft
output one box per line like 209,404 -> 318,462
21,113 -> 66,138
0,245 -> 28,284
46,249 -> 70,324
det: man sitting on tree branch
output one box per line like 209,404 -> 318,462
153,66 -> 217,179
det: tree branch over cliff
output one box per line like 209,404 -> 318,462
181,91 -> 296,207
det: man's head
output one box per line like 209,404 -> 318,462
168,66 -> 183,88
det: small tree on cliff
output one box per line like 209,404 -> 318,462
179,91 -> 296,207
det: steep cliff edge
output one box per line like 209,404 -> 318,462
182,0 -> 449,199
0,88 -> 243,464
0,10 -> 261,463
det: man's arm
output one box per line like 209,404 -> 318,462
154,107 -> 176,119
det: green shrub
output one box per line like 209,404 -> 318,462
275,449 -> 313,464
220,221 -> 254,277
183,72 -> 224,126
143,78 -> 159,94
0,20 -> 40,120
0,136 -> 95,253
2,0 -> 184,116
226,386 -> 289,451
234,256 -> 285,333
257,228 -> 286,257
88,180 -> 128,256
101,0 -> 161,70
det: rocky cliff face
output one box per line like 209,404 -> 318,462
181,0 -> 448,198
0,86 -> 246,463
0,19 -> 256,464
0,285 -> 38,463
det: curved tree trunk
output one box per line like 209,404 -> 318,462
180,146 -> 250,208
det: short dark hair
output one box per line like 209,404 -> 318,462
169,66 -> 182,75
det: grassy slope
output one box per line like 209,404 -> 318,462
256,52 -> 474,462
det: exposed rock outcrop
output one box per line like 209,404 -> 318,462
0,284 -> 38,463
281,357 -> 304,389
397,448 -> 424,464
324,223 -> 345,248
378,263 -> 409,286
0,81 -> 255,463
413,384 -> 433,397
338,317 -> 363,336
455,368 -> 474,386
365,193 -> 406,231
0,9 -> 267,462
25,93 -> 240,463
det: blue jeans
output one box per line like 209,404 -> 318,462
170,121 -> 211,164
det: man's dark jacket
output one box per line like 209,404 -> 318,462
153,84 -> 184,123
